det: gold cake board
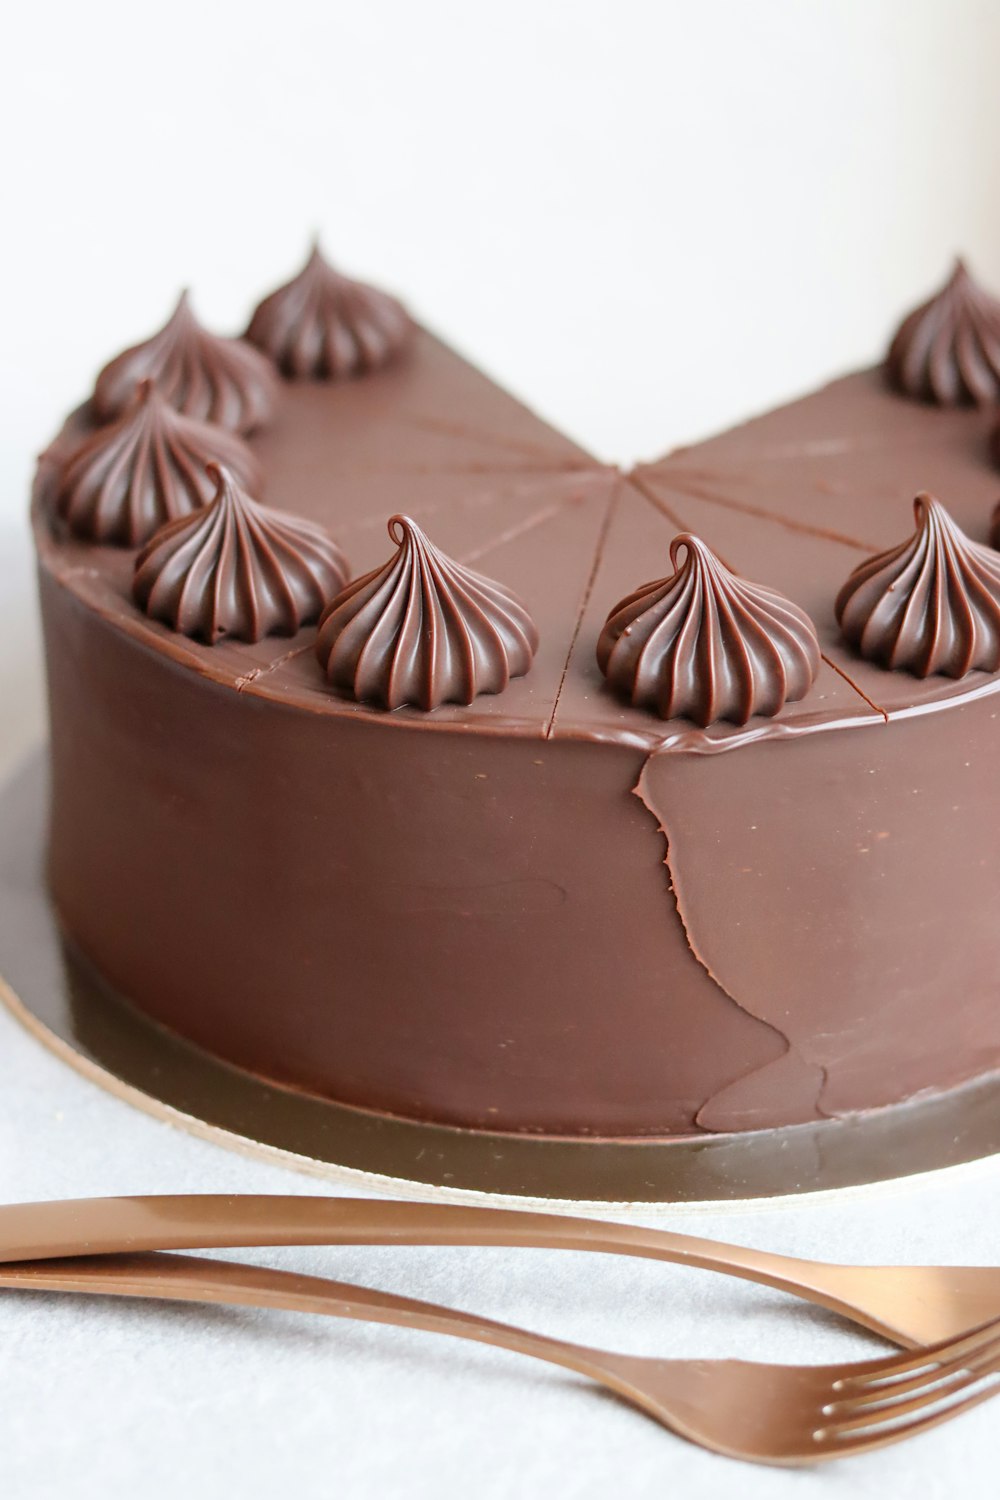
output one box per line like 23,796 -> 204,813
5,749 -> 1000,1207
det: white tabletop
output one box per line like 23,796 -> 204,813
2,516 -> 999,1500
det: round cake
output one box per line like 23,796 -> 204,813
29,250 -> 1000,1147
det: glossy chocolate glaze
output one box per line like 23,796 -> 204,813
32,325 -> 1000,1137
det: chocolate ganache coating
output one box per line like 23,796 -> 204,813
886,259 -> 1000,407
596,533 -> 820,725
133,463 -> 349,643
93,291 -> 277,434
54,381 -> 262,547
316,514 -> 539,709
836,492 -> 1000,678
34,291 -> 1000,1148
246,244 -> 412,380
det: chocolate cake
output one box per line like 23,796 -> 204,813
29,249 -> 1000,1147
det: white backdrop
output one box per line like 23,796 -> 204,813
3,0 -> 1000,489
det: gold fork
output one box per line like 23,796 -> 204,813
0,1193 -> 994,1347
4,1249 -> 1000,1465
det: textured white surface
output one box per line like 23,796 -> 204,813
3,544 -> 1000,1497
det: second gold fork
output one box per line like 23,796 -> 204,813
0,1193 -> 996,1346
5,1248 -> 1000,1465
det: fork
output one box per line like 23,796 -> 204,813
0,1193 -> 995,1347
3,1248 -> 1000,1464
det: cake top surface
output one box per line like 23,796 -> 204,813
33,259 -> 1000,752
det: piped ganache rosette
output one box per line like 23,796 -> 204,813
246,244 -> 412,380
30,246 -> 1000,1158
596,534 -> 820,725
886,259 -> 1000,407
93,290 -> 278,433
837,494 -> 1000,678
133,465 -> 349,643
316,514 -> 538,709
52,381 -> 262,547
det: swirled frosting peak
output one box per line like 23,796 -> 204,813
245,243 -> 412,379
133,464 -> 349,643
315,514 -> 539,709
94,291 -> 277,433
54,381 -> 262,547
597,534 -> 821,725
836,492 -> 1000,678
886,259 -> 1000,406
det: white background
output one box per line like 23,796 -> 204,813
3,3 -> 1000,1496
4,0 -> 1000,477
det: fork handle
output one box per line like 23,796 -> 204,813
0,1250 -> 640,1401
0,1193 -> 803,1283
0,1192 -> 821,1302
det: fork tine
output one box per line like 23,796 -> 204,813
834,1312 -> 1000,1390
825,1359 -> 1000,1436
821,1375 -> 1000,1457
832,1327 -> 1000,1410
